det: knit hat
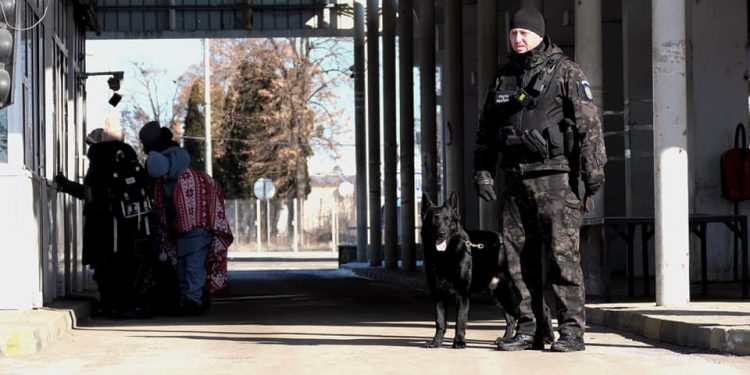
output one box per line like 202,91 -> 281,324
510,8 -> 545,37
146,151 -> 170,178
139,121 -> 162,147
85,128 -> 104,145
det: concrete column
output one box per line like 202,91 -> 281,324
444,0 -> 465,220
353,1 -> 368,262
419,0 -> 438,203
367,0 -> 382,266
575,0 -> 605,219
477,0 -> 499,231
575,0 -> 609,298
652,0 -> 690,306
383,0 -> 398,269
204,39 -> 212,176
623,0 -> 654,218
400,0 -> 416,272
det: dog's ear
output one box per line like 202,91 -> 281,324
447,191 -> 459,211
421,193 -> 435,217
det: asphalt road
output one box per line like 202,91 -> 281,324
3,257 -> 750,375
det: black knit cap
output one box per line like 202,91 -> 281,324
510,7 -> 545,37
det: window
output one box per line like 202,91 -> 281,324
0,108 -> 7,163
21,4 -> 45,174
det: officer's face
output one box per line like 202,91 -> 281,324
509,28 -> 543,54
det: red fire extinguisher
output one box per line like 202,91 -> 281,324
721,123 -> 750,201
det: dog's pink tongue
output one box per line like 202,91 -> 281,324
436,240 -> 447,252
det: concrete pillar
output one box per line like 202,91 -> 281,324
652,0 -> 690,306
383,0 -> 398,269
367,0 -> 382,266
444,0 -> 465,220
419,0 -> 438,203
623,0 -> 653,218
353,1 -> 368,262
204,39 -> 213,176
477,0 -> 499,231
575,0 -> 605,219
575,0 -> 608,298
622,0 -> 654,285
400,0 -> 416,272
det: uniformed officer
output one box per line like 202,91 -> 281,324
473,8 -> 607,352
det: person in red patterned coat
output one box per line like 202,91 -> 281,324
146,148 -> 233,315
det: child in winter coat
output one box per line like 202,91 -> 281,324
146,147 -> 232,315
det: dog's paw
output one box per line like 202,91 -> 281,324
494,336 -> 506,345
452,340 -> 467,349
425,340 -> 442,348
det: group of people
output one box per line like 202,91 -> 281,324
472,8 -> 607,352
56,117 -> 233,318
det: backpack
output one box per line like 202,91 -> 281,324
109,148 -> 153,233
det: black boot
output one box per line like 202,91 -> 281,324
550,334 -> 585,352
178,299 -> 203,316
496,333 -> 535,351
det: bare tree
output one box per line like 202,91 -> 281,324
120,61 -> 183,155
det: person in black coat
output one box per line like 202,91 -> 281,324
56,116 -> 153,318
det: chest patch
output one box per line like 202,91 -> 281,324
494,76 -> 518,104
496,93 -> 511,103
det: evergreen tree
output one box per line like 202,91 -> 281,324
183,83 -> 205,169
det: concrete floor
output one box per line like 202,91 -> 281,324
3,253 -> 750,374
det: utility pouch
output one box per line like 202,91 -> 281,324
500,127 -> 524,147
522,129 -> 548,159
560,118 -> 576,155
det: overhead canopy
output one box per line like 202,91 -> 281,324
89,0 -> 353,39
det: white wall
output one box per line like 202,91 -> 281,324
0,169 -> 43,309
689,0 -> 748,281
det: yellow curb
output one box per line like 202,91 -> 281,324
0,305 -> 88,357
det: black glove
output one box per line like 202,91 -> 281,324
584,182 -> 602,197
54,173 -> 69,193
474,171 -> 496,201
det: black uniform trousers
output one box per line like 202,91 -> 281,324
500,171 -> 586,338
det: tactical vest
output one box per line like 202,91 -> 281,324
490,53 -> 571,165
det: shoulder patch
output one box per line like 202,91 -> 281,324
581,80 -> 594,101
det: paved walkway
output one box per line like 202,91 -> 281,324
344,263 -> 750,356
3,262 -> 750,374
1,252 -> 749,358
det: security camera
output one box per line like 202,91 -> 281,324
108,92 -> 122,107
107,76 -> 121,91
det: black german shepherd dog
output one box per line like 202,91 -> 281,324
421,192 -> 552,349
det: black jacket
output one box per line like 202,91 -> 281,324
58,141 -> 151,266
474,37 -> 607,185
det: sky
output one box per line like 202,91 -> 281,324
85,38 -> 356,176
